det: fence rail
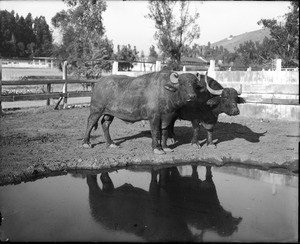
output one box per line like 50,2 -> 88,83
0,61 -> 97,114
1,91 -> 93,102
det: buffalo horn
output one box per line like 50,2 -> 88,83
237,84 -> 242,95
170,72 -> 179,84
205,71 -> 223,96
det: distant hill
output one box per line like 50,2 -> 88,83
211,28 -> 271,52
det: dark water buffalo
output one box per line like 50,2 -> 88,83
82,71 -> 199,154
86,166 -> 242,242
167,72 -> 245,148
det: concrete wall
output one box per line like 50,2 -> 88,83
216,70 -> 298,84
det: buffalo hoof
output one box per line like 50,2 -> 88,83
207,139 -> 218,149
163,147 -> 174,153
207,143 -> 217,149
108,143 -> 119,148
82,143 -> 92,148
191,143 -> 201,149
198,138 -> 207,145
167,138 -> 176,145
153,148 -> 166,155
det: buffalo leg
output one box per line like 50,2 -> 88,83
101,115 -> 117,147
86,174 -> 100,193
205,166 -> 212,181
149,116 -> 165,154
83,108 -> 103,148
191,165 -> 199,179
166,116 -> 177,145
100,172 -> 114,193
202,123 -> 217,148
149,170 -> 160,201
161,114 -> 177,152
191,120 -> 204,148
161,128 -> 173,152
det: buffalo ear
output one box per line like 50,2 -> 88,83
237,97 -> 246,103
164,84 -> 177,92
207,96 -> 221,106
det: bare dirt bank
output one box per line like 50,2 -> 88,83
0,105 -> 298,186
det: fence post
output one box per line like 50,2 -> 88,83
0,60 -> 2,115
62,61 -> 68,109
155,61 -> 161,72
91,82 -> 95,93
46,83 -> 51,106
273,58 -> 282,83
208,60 -> 216,79
275,59 -> 282,71
112,61 -> 118,74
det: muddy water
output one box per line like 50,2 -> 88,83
0,164 -> 298,242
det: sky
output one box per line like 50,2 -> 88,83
0,0 -> 291,55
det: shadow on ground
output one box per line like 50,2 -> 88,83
104,122 -> 267,148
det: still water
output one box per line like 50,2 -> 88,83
0,164 -> 298,242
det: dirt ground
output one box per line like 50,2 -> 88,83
0,104 -> 299,186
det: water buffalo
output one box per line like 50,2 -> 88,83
86,166 -> 242,242
167,72 -> 245,148
82,71 -> 199,154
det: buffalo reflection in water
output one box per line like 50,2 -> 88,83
86,166 -> 242,242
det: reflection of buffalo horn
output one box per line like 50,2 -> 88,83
205,71 -> 223,96
237,84 -> 242,95
170,72 -> 179,84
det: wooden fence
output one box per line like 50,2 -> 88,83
0,61 -> 97,114
0,59 -> 299,120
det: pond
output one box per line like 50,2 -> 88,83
0,163 -> 298,242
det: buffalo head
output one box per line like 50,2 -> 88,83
200,72 -> 245,116
164,72 -> 197,102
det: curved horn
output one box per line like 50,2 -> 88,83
205,71 -> 223,96
237,84 -> 242,95
170,72 -> 179,84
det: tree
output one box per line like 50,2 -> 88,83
114,44 -> 139,71
148,45 -> 158,62
182,43 -> 202,58
0,10 -> 52,58
140,50 -> 145,61
33,16 -> 53,57
258,1 -> 299,67
146,0 -> 200,70
0,10 -> 18,57
235,40 -> 260,67
51,0 -> 113,77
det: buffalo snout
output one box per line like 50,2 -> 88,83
187,93 -> 197,102
231,108 -> 240,116
225,104 -> 240,116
